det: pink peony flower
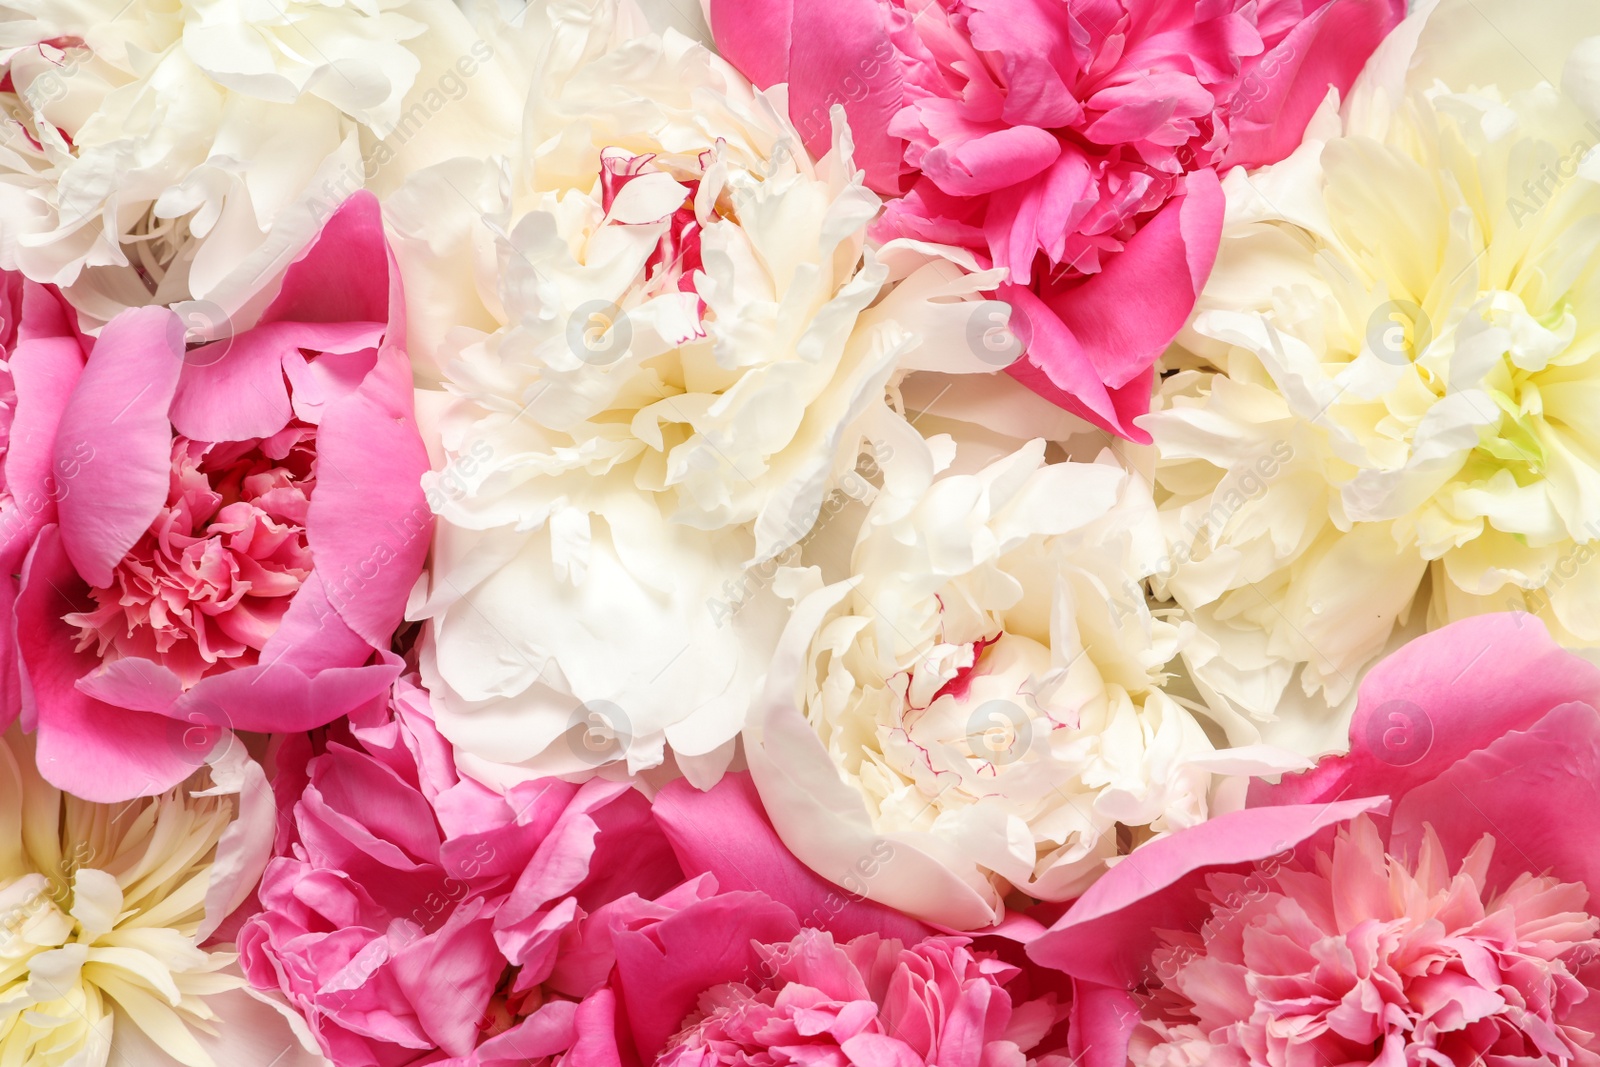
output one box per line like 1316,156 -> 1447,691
1137,816 -> 1600,1065
13,191 -> 433,801
705,0 -> 1403,439
653,928 -> 1069,1067
595,774 -> 1088,1067
1028,614 -> 1600,1064
239,670 -> 685,1067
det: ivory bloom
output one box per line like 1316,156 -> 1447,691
409,12 -> 1014,789
0,0 -> 518,328
1143,0 -> 1600,748
744,431 -> 1301,929
0,730 -> 325,1067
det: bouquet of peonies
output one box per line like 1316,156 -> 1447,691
2,0 -> 1600,1063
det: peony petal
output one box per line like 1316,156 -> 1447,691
1255,614 -> 1600,808
1392,700 -> 1600,893
53,306 -> 183,587
1027,796 -> 1389,987
653,772 -> 932,943
18,527 -> 201,800
1223,0 -> 1406,170
611,890 -> 800,1059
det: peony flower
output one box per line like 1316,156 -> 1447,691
406,11 -> 1014,788
705,0 -> 1405,439
0,726 -> 327,1067
238,669 -> 685,1067
651,929 -> 1068,1066
0,0 -> 522,328
14,192 -> 431,802
1142,0 -> 1600,744
1029,612 -> 1600,1064
744,432 -> 1302,929
606,772 -> 1084,1066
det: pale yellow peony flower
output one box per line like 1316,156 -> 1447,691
1143,0 -> 1600,752
0,731 -> 319,1067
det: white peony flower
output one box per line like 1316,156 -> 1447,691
743,430 -> 1303,929
0,731 -> 326,1067
1143,0 -> 1600,753
407,12 -> 1015,790
0,0 -> 520,329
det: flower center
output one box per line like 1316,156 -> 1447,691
65,430 -> 317,686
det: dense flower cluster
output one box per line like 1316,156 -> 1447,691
0,2 -> 1593,1067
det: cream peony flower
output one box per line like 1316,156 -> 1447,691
1144,0 -> 1600,752
0,731 -> 325,1067
0,0 -> 520,328
407,7 -> 1014,790
743,430 -> 1302,930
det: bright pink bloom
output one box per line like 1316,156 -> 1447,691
1029,614 -> 1600,1064
238,672 -> 685,1067
14,192 -> 432,801
706,0 -> 1404,439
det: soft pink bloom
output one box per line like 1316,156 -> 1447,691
1028,614 -> 1600,1064
705,0 -> 1403,439
596,774 -> 1090,1067
239,671 -> 685,1067
13,192 -> 432,801
652,929 -> 1069,1067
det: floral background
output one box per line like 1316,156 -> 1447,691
0,0 -> 1598,1064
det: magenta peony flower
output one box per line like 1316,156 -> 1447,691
13,191 -> 432,801
1028,614 -> 1600,1064
239,670 -> 685,1067
705,0 -> 1404,439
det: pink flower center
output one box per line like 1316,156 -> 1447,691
1135,817 -> 1600,1066
659,930 -> 1065,1066
65,428 -> 317,687
599,149 -> 707,305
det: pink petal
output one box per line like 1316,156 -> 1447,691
1027,797 -> 1389,987
611,891 -> 800,1059
53,306 -> 182,587
305,343 -> 431,652
787,0 -> 907,191
1222,0 -> 1407,170
179,654 -> 400,734
1,286 -> 85,568
653,773 -> 931,944
261,192 -> 390,328
1391,700 -> 1600,894
169,321 -> 382,443
18,527 -> 203,800
921,124 -> 1062,199
1255,614 -> 1600,809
